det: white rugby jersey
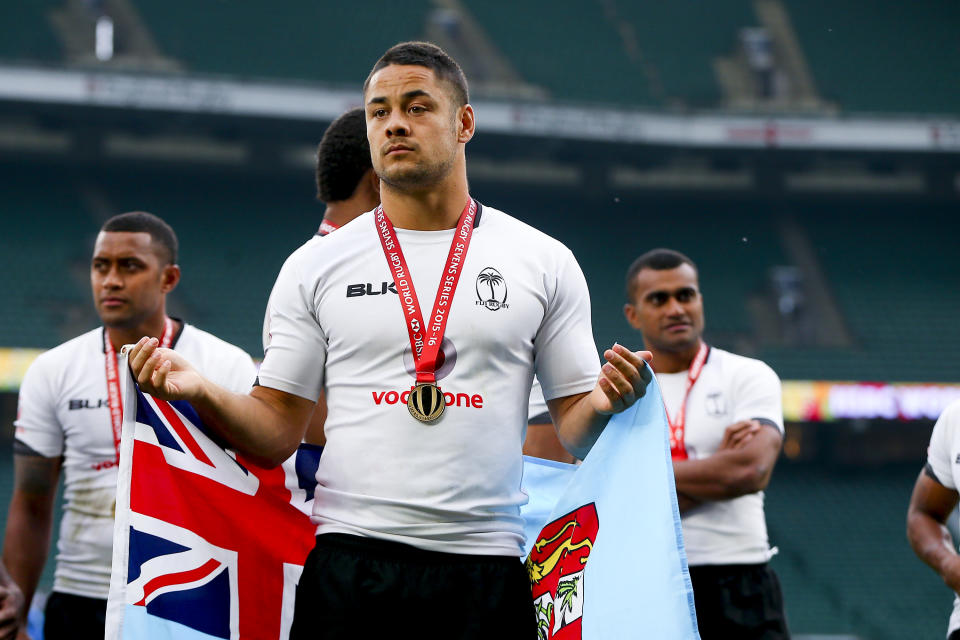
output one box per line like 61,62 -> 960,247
14,324 -> 256,599
259,205 -> 599,556
924,400 -> 960,635
657,346 -> 783,566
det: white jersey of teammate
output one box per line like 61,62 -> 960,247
260,205 -> 598,556
657,346 -> 783,566
924,400 -> 960,636
14,324 -> 257,600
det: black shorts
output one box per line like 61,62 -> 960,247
290,533 -> 537,639
688,563 -> 790,640
44,591 -> 107,640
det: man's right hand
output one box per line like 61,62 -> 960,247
128,337 -> 204,402
718,420 -> 762,451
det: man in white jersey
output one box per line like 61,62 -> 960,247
262,106 -> 381,445
908,400 -> 960,639
2,212 -> 256,639
129,41 -> 652,637
623,248 -> 788,639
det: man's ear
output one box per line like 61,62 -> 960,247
457,104 -> 475,144
161,264 -> 181,294
624,303 -> 642,330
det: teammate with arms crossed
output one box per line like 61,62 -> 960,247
908,400 -> 960,640
623,248 -> 789,639
3,212 -> 256,639
129,42 -> 652,637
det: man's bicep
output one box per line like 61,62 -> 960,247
909,470 -> 960,524
249,385 -> 317,433
11,452 -> 61,496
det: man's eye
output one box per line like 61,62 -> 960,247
650,294 -> 667,306
374,109 -> 387,118
410,105 -> 425,114
677,291 -> 693,302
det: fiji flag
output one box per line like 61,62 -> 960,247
519,376 -> 701,640
106,354 -> 322,640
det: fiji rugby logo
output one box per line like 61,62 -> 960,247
526,503 -> 598,639
475,267 -> 509,311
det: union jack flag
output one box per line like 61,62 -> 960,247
107,365 -> 320,640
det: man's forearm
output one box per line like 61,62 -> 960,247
2,495 -> 54,620
908,509 -> 960,587
673,450 -> 771,501
552,393 -> 611,460
189,381 -> 311,468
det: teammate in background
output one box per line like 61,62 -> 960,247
2,212 -> 257,640
262,107 -> 380,445
623,248 -> 788,639
907,400 -> 960,640
129,41 -> 652,637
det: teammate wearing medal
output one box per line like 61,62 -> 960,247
623,248 -> 788,639
128,41 -> 652,636
2,212 -> 256,640
262,106 -> 381,445
907,400 -> 960,639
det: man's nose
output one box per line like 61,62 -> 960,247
665,297 -> 685,316
385,112 -> 409,137
102,266 -> 123,288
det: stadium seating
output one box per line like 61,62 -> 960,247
761,202 -> 960,382
767,462 -> 952,639
133,1 -> 432,88
0,1 -> 61,64
783,0 -> 960,114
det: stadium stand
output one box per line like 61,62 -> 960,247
133,1 -> 431,87
0,1 -> 61,63
767,462 -> 952,640
614,0 -> 755,108
761,202 -> 960,382
783,0 -> 960,114
463,1 -> 658,106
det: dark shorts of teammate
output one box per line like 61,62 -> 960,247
44,591 -> 107,640
290,533 -> 537,639
688,563 -> 790,640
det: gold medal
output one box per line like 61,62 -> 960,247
407,383 -> 445,423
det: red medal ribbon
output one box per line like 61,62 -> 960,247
375,199 -> 477,385
105,317 -> 175,462
317,219 -> 339,236
665,342 -> 709,461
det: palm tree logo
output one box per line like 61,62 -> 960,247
476,267 -> 508,311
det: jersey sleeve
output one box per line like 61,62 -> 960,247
256,251 -> 327,401
13,353 -> 64,457
533,248 -> 599,401
527,377 -> 551,424
927,401 -> 960,489
732,359 -> 784,433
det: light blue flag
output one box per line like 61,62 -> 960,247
520,377 -> 700,640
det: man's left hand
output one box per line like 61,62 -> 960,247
590,344 -> 653,415
0,580 -> 25,640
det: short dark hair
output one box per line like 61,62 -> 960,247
363,41 -> 469,107
101,211 -> 178,265
625,248 -> 697,302
316,108 -> 372,203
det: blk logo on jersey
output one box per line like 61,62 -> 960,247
69,398 -> 109,410
346,282 -> 398,297
476,267 -> 509,311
